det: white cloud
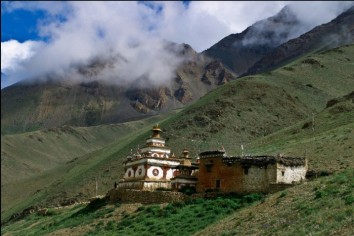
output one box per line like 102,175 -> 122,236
149,1 -> 290,52
1,1 -> 353,89
1,40 -> 43,88
2,2 -> 186,88
1,39 -> 43,75
290,1 -> 354,28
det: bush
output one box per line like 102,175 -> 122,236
343,195 -> 354,205
279,191 -> 287,198
72,198 -> 106,216
243,193 -> 262,203
104,221 -> 115,230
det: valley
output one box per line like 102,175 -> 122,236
1,3 -> 354,235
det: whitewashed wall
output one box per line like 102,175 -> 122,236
276,164 -> 307,184
124,167 -> 135,179
135,165 -> 146,178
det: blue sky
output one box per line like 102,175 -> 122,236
1,1 -> 189,46
1,1 -> 352,89
1,9 -> 47,42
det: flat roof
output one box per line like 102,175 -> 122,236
222,156 -> 306,167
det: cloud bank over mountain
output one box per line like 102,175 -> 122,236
1,1 -> 353,88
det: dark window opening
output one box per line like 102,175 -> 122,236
281,171 -> 285,176
205,164 -> 213,173
216,180 -> 221,189
244,168 -> 249,175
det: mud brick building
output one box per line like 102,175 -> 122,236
197,150 -> 307,193
116,125 -> 307,194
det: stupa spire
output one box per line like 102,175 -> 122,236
151,124 -> 162,138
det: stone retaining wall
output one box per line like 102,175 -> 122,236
269,183 -> 294,193
107,189 -> 187,204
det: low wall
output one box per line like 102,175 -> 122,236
107,189 -> 187,204
269,183 -> 294,193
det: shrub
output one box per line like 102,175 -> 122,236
136,206 -> 145,212
343,195 -> 354,205
283,66 -> 294,71
171,201 -> 185,208
243,193 -> 262,203
72,198 -> 107,216
104,221 -> 115,230
279,191 -> 287,198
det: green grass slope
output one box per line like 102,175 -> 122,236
1,111 -> 180,221
248,92 -> 354,174
1,194 -> 263,236
195,169 -> 354,236
2,170 -> 352,236
2,124 -> 141,184
161,44 -> 354,156
2,44 -> 353,224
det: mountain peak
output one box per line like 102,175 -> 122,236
203,5 -> 302,75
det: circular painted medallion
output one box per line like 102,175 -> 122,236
152,169 -> 159,176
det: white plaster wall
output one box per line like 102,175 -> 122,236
276,164 -> 307,184
147,159 -> 180,166
165,168 -> 174,180
125,158 -> 149,167
125,158 -> 178,169
146,138 -> 165,144
124,167 -> 135,179
147,166 -> 163,180
135,165 -> 146,178
140,147 -> 171,154
152,153 -> 160,158
143,182 -> 171,190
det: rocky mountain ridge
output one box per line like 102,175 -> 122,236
2,5 -> 354,134
204,5 -> 354,76
245,6 -> 354,75
1,43 -> 235,134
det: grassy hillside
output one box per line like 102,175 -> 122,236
161,44 -> 354,157
1,109 -> 182,185
1,194 -> 263,236
1,110 -> 180,220
195,169 -> 354,236
2,44 -> 354,224
2,123 -> 143,184
248,92 -> 354,174
2,170 -> 352,236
